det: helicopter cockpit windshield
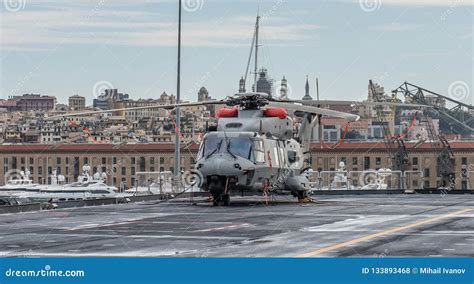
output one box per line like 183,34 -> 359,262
198,134 -> 264,163
228,137 -> 252,159
201,136 -> 222,158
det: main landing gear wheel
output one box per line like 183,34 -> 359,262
223,194 -> 230,206
212,196 -> 220,206
296,190 -> 313,203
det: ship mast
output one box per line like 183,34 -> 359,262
174,0 -> 182,186
253,14 -> 260,92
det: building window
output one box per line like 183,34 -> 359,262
424,181 -> 430,188
352,157 -> 358,165
364,157 -> 370,170
21,157 -> 25,164
424,168 -> 430,178
102,157 -> 106,164
84,157 -> 88,164
160,157 -> 164,164
131,167 -> 135,175
112,157 -> 117,165
57,157 -> 61,165
29,157 -> 34,164
412,157 -> 418,166
461,157 -> 467,165
150,157 -> 155,164
122,167 -> 126,175
150,167 -> 155,172
376,157 -> 381,165
131,157 -> 136,164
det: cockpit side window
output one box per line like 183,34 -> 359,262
288,150 -> 298,164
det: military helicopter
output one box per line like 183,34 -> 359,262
51,92 -> 359,206
47,9 -> 432,206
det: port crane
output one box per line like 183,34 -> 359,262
369,80 -> 409,172
391,82 -> 473,189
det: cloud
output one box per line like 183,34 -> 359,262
369,23 -> 425,32
349,0 -> 473,6
0,1 -> 320,50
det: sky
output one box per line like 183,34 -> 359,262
0,0 -> 473,105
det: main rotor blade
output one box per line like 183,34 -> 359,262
269,102 -> 360,122
47,100 -> 225,119
291,100 -> 432,108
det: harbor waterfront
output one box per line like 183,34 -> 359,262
1,0 -> 473,282
1,141 -> 473,190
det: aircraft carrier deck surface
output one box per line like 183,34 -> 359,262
0,194 -> 473,257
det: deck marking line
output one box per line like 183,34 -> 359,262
298,208 -> 472,257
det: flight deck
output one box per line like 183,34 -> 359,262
0,194 -> 472,257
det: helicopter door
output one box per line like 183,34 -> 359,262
271,144 -> 280,179
275,141 -> 285,180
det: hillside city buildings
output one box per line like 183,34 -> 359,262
0,78 -> 472,189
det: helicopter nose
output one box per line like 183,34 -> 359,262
198,154 -> 245,176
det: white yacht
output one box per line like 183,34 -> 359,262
10,165 -> 121,202
0,170 -> 46,193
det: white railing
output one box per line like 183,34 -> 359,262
468,171 -> 474,190
308,170 -> 420,191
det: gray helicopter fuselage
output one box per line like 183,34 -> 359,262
195,108 -> 311,196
